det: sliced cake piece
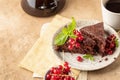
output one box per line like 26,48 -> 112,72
80,22 -> 106,55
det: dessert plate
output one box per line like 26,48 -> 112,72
53,20 -> 120,71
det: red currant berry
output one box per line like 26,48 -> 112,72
76,56 -> 83,62
58,65 -> 63,70
68,44 -> 73,50
68,38 -> 76,45
51,75 -> 56,79
77,36 -> 83,41
63,68 -> 69,75
73,29 -> 78,35
64,62 -> 69,67
64,66 -> 70,72
75,42 -> 80,48
46,74 -> 51,79
56,75 -> 60,80
50,67 -> 55,73
110,43 -> 115,48
60,76 -> 65,80
111,34 -> 116,39
53,69 -> 58,74
66,76 -> 71,80
76,31 -> 81,36
108,50 -> 113,55
64,77 -> 68,80
70,77 -> 75,80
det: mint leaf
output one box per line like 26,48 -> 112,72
115,38 -> 119,47
89,56 -> 94,61
69,34 -> 76,38
54,17 -> 77,46
69,31 -> 77,38
83,55 -> 89,59
54,32 -> 68,45
62,27 -> 69,35
83,54 -> 94,61
67,17 -> 76,32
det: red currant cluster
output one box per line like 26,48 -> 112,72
105,34 -> 116,55
46,62 -> 75,80
68,29 -> 84,50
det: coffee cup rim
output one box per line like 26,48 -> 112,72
101,0 -> 120,15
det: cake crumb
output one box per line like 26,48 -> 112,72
105,58 -> 108,61
114,57 -> 116,60
99,60 -> 102,63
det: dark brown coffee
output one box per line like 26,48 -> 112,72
106,1 -> 120,13
21,0 -> 66,17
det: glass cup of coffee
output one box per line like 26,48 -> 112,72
101,0 -> 120,30
21,0 -> 66,17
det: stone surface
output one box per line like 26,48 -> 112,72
0,0 -> 119,80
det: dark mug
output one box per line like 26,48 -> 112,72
21,0 -> 66,17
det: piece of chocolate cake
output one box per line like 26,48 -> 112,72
80,22 -> 106,55
55,22 -> 106,56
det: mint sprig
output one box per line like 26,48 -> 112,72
83,54 -> 94,61
54,32 -> 68,46
54,17 -> 77,46
115,38 -> 119,48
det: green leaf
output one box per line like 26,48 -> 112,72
83,55 -> 89,59
54,17 -> 77,46
67,17 -> 76,32
69,31 -> 77,38
83,54 -> 94,61
69,34 -> 76,39
115,38 -> 119,47
62,27 -> 69,35
54,32 -> 68,46
89,56 -> 94,61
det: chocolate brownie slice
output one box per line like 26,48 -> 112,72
80,22 -> 106,55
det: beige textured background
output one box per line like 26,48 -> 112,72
0,0 -> 120,80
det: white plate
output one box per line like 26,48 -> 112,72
53,20 -> 120,71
